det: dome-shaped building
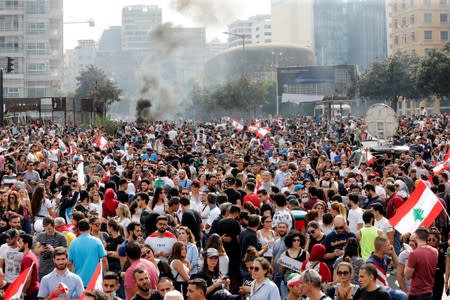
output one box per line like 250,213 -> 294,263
204,44 -> 315,86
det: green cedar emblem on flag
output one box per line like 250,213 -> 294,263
413,208 -> 424,222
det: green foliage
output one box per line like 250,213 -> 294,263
416,43 -> 450,98
359,54 -> 422,111
90,116 -> 118,135
74,65 -> 122,111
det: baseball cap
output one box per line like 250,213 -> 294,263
205,248 -> 219,258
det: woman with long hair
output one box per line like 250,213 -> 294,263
88,190 -> 103,217
150,187 -> 166,214
141,244 -> 172,279
327,262 -> 361,300
6,191 -> 25,226
333,237 -> 364,285
206,233 -> 229,276
115,203 -> 131,231
31,185 -> 53,219
191,248 -> 229,299
89,216 -> 107,246
169,241 -> 190,296
16,188 -> 32,233
105,219 -> 124,273
177,226 -> 199,275
249,257 -> 280,300
257,215 -> 276,262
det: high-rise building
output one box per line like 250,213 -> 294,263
271,0 -> 314,48
0,0 -> 63,97
227,14 -> 272,48
227,19 -> 253,48
121,5 -> 162,50
347,0 -> 388,71
313,0 -> 387,71
388,0 -> 450,56
63,40 -> 96,93
314,0 -> 349,65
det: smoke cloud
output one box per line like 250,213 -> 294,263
170,0 -> 242,27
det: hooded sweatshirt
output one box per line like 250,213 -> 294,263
301,244 -> 332,282
102,188 -> 119,219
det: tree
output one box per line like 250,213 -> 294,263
74,65 -> 122,117
416,43 -> 450,98
359,54 -> 422,111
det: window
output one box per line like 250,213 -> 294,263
424,13 -> 432,23
410,15 -> 415,24
26,41 -> 48,55
411,31 -> 416,41
441,31 -> 448,40
403,34 -> 407,43
394,36 -> 399,45
26,22 -> 47,34
264,32 -> 271,36
402,17 -> 406,26
255,27 -> 259,31
424,30 -> 432,40
440,0 -> 448,5
425,48 -> 434,55
424,0 -> 431,4
264,25 -> 271,29
440,13 -> 448,23
27,63 -> 48,73
394,19 -> 398,28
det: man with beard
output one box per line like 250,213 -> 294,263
37,247 -> 84,299
18,233 -> 39,300
130,268 -> 152,300
144,215 -> 176,262
271,222 -> 289,299
35,217 -> 67,279
102,272 -> 122,300
149,277 -> 175,300
118,222 -> 144,270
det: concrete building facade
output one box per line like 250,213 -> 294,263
227,14 -> 272,48
0,0 -> 63,98
121,5 -> 162,50
63,40 -> 96,93
388,0 -> 450,56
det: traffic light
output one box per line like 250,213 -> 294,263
6,57 -> 14,73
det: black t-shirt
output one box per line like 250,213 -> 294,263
239,228 -> 260,258
106,235 -> 125,264
224,188 -> 241,205
360,287 -> 390,300
130,293 -> 151,300
307,234 -> 325,253
216,218 -> 241,260
181,209 -> 201,245
149,291 -> 163,300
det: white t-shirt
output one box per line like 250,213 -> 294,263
0,244 -> 23,283
144,231 -> 177,262
206,206 -> 220,233
348,207 -> 364,234
374,217 -> 394,236
37,198 -> 52,217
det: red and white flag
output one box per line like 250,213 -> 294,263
79,261 -> 103,300
433,148 -> 450,175
248,126 -> 270,138
4,263 -> 33,300
231,119 -> 243,132
96,135 -> 109,150
365,148 -> 376,166
389,180 -> 444,235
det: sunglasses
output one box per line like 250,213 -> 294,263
141,251 -> 150,257
252,267 -> 261,272
181,192 -> 189,195
427,238 -> 438,242
335,226 -> 345,230
337,271 -> 350,276
292,238 -> 301,242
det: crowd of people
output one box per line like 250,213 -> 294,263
0,113 -> 447,300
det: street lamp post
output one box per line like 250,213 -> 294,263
272,51 -> 283,116
223,32 -> 246,77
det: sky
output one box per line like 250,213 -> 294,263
63,0 -> 271,50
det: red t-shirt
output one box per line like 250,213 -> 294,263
243,193 -> 260,208
407,245 -> 438,296
21,251 -> 39,296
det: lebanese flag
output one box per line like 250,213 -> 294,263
4,263 -> 33,300
433,148 -> 450,175
389,180 -> 444,235
96,135 -> 109,150
79,261 -> 103,300
231,119 -> 243,131
365,148 -> 376,166
58,139 -> 69,155
248,126 -> 270,138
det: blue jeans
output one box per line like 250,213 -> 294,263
388,287 -> 408,300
